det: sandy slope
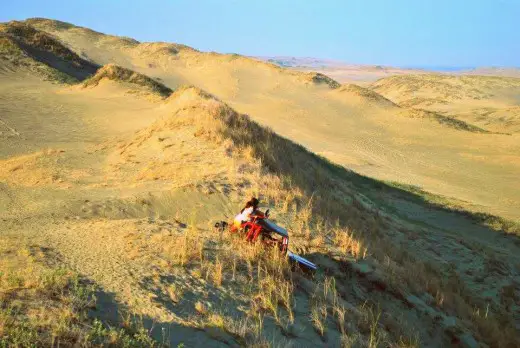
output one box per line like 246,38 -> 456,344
2,71 -> 518,345
24,18 -> 520,222
1,19 -> 520,346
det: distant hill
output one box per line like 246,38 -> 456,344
460,66 -> 520,78
256,56 -> 428,84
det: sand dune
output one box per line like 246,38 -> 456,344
371,74 -> 520,135
1,18 -> 520,347
5,18 -> 520,220
0,21 -> 98,80
82,63 -> 173,99
331,83 -> 398,108
256,56 -> 429,84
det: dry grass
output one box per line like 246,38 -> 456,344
335,83 -> 397,107
0,21 -> 97,82
158,224 -> 298,343
0,237 -> 159,347
333,225 -> 367,259
167,284 -> 183,304
1,22 -> 77,63
163,227 -> 204,267
302,72 -> 341,89
82,64 -> 172,98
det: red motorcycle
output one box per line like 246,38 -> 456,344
241,209 -> 289,254
215,209 -> 317,271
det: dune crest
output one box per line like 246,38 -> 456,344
0,21 -> 98,81
82,63 -> 172,98
333,83 -> 398,108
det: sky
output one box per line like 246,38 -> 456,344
2,0 -> 519,68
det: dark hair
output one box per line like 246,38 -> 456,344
240,197 -> 259,213
241,201 -> 252,214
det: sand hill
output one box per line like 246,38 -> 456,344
371,74 -> 520,134
82,63 -> 173,98
0,21 -> 98,81
332,84 -> 398,108
1,18 -> 520,347
21,17 -> 520,223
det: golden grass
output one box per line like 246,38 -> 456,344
333,226 -> 367,259
176,92 -> 520,346
83,64 -> 172,98
163,227 -> 204,267
167,284 -> 183,304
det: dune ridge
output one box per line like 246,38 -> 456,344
0,21 -> 99,81
82,63 -> 172,98
1,17 -> 520,347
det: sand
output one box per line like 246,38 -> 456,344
1,18 -> 520,347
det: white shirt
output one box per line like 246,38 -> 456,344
235,206 -> 254,223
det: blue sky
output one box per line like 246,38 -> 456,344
2,0 -> 519,67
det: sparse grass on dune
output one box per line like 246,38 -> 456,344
24,18 -> 75,32
154,223 -> 401,346
2,18 -> 520,346
0,36 -> 20,56
157,86 -> 519,346
0,22 -> 77,61
334,83 -> 398,108
401,108 -> 492,133
371,73 -> 520,102
0,21 -> 98,82
305,72 -> 341,89
27,17 -> 146,46
332,80 -> 495,132
83,64 -> 173,98
0,236 -> 159,347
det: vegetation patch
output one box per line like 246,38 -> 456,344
83,64 -> 173,98
0,21 -> 98,82
403,108 -> 491,133
336,83 -> 398,107
304,72 -> 341,89
0,236 -> 160,347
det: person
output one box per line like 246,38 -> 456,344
233,197 -> 260,230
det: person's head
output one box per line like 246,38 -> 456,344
241,197 -> 259,213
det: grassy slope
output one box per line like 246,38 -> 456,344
0,234 -> 160,347
0,21 -> 98,82
82,63 -> 172,98
0,19 -> 519,347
